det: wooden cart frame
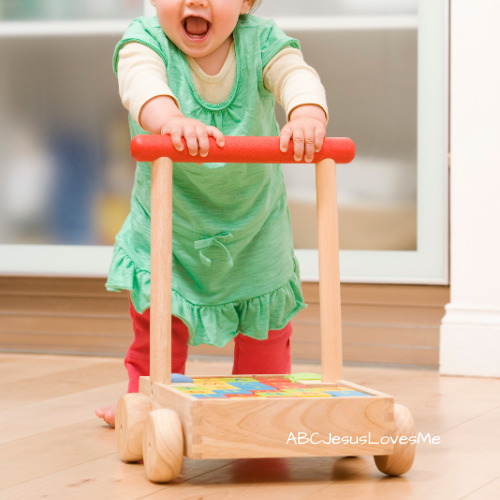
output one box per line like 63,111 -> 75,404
116,136 -> 416,482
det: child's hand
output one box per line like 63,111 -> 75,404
280,105 -> 327,163
161,117 -> 225,158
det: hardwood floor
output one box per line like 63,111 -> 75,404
0,353 -> 498,500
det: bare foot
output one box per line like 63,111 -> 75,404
95,403 -> 117,428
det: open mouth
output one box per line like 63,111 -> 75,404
183,16 -> 211,42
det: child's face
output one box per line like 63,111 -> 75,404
150,0 -> 253,58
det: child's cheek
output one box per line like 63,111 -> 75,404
156,5 -> 179,38
212,11 -> 239,40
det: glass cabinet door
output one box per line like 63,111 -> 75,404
0,35 -> 135,247
0,0 -> 143,20
257,0 -> 448,283
0,1 -> 143,274
0,0 -> 448,282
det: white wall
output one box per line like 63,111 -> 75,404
143,0 -> 154,17
440,0 -> 500,377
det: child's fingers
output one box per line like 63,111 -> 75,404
184,126 -> 199,156
292,129 -> 305,162
197,126 -> 210,157
206,126 -> 225,148
315,126 -> 326,153
170,127 -> 184,152
280,126 -> 293,152
304,129 -> 316,163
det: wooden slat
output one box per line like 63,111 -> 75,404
291,332 -> 439,365
340,283 -> 450,306
294,323 -> 440,347
0,277 -> 449,367
0,332 -> 131,355
0,277 -> 114,296
297,303 -> 446,325
287,342 -> 438,366
0,295 -> 129,315
302,283 -> 450,306
301,282 -> 321,303
0,315 -> 132,335
342,304 -> 447,325
342,344 -> 439,365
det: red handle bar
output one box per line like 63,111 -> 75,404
130,136 -> 355,164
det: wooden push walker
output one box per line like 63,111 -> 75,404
116,136 -> 416,482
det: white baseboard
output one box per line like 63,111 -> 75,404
440,304 -> 500,377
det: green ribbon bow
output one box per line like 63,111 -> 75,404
194,232 -> 234,268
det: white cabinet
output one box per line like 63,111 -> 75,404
0,1 -> 143,21
259,0 -> 448,283
0,0 -> 448,283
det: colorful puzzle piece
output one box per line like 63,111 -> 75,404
175,385 -> 217,395
171,373 -> 194,383
219,377 -> 258,382
288,388 -> 334,397
175,377 -> 372,399
192,379 -> 235,389
324,391 -> 353,397
285,372 -> 322,383
190,393 -> 229,398
225,393 -> 256,398
212,388 -> 253,396
252,391 -> 292,398
229,382 -> 277,391
258,378 -> 307,389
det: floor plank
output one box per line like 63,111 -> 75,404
0,419 -> 116,490
0,359 -> 127,410
0,381 -> 127,444
299,405 -> 500,500
461,475 -> 500,500
138,456 -> 374,500
0,453 -> 243,500
0,353 -> 109,384
0,353 -> 498,500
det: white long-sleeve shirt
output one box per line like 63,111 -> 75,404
117,41 -> 328,129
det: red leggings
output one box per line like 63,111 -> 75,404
124,296 -> 293,393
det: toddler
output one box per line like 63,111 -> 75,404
96,0 -> 328,427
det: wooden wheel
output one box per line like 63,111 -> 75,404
374,404 -> 416,476
143,409 -> 183,483
115,393 -> 151,462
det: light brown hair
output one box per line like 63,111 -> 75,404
249,0 -> 262,14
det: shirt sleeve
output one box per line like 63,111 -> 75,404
117,42 -> 180,128
263,47 -> 329,122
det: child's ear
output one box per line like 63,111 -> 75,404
150,0 -> 156,6
240,0 -> 253,15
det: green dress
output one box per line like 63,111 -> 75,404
106,14 -> 307,348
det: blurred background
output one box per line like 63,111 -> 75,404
0,0 -> 418,250
0,0 -> 143,20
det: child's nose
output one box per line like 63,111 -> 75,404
185,0 -> 209,7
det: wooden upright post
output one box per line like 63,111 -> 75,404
316,159 -> 343,382
150,157 -> 173,388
